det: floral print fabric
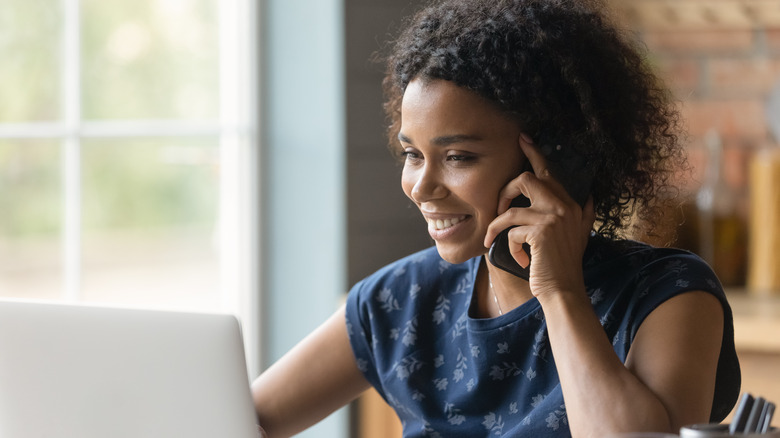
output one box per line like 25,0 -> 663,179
345,236 -> 740,437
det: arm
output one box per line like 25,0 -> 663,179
251,305 -> 371,437
539,289 -> 723,437
485,136 -> 724,437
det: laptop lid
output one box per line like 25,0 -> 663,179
0,299 -> 260,438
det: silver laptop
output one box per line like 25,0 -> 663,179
0,299 -> 260,438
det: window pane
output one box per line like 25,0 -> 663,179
80,137 -> 220,310
81,0 -> 219,120
0,140 -> 62,299
0,0 -> 61,122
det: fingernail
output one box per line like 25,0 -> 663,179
520,133 -> 533,144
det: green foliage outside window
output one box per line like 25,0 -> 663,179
0,0 -> 220,240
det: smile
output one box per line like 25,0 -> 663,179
427,216 -> 467,231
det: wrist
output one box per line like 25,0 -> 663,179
534,283 -> 590,309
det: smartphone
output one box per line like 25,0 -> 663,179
487,133 -> 593,279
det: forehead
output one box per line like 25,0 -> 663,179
400,79 -> 517,137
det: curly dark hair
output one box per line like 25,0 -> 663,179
381,0 -> 687,242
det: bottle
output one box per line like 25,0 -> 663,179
695,131 -> 748,287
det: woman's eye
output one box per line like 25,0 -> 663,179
401,150 -> 421,161
446,154 -> 474,162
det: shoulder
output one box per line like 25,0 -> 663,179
588,236 -> 708,267
586,236 -> 722,296
590,237 -> 740,422
358,246 -> 444,283
345,247 -> 477,336
348,246 -> 473,305
344,247 -> 479,393
587,236 -> 726,330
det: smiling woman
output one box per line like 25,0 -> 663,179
251,1 -> 741,437
398,79 -> 525,265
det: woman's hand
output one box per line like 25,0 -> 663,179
484,134 -> 596,298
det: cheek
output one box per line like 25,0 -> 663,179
471,188 -> 500,218
467,174 -> 509,219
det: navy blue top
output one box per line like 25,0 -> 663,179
345,236 -> 740,438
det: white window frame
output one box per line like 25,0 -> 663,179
0,0 -> 261,376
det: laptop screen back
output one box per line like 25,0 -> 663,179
0,300 -> 260,438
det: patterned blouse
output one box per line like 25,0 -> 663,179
345,236 -> 740,438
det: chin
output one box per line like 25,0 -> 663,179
434,243 -> 487,265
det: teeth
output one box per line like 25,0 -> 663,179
429,216 -> 465,230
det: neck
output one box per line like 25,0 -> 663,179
475,258 -> 534,318
484,259 -> 534,312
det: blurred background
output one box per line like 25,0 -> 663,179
0,0 -> 224,305
2,0 -> 780,437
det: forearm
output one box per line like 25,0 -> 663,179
251,306 -> 371,437
538,290 -> 672,438
252,355 -> 363,437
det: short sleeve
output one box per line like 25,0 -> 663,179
345,279 -> 385,394
629,250 -> 741,423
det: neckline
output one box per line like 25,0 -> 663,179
464,234 -> 608,330
465,256 -> 543,331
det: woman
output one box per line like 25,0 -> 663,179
251,0 -> 741,437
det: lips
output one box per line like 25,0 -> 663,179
422,213 -> 472,244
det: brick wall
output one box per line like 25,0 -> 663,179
645,27 -> 778,153
616,1 -> 780,286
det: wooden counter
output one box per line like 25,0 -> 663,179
724,291 -> 780,428
729,291 -> 780,352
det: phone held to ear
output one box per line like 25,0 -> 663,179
488,133 -> 594,280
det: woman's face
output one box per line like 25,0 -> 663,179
399,78 -> 526,264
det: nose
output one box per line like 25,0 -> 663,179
407,163 -> 447,204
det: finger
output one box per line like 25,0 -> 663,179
499,173 -> 576,220
518,134 -> 552,179
484,207 -> 549,248
517,137 -> 575,205
507,227 -> 531,268
493,134 -> 543,213
496,172 -> 534,214
495,134 -> 557,215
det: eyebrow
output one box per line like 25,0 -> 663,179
397,133 -> 484,146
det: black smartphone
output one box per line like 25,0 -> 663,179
487,133 -> 593,279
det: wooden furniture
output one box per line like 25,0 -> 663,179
725,292 -> 780,428
748,150 -> 780,291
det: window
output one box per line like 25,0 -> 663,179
0,0 -> 259,372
